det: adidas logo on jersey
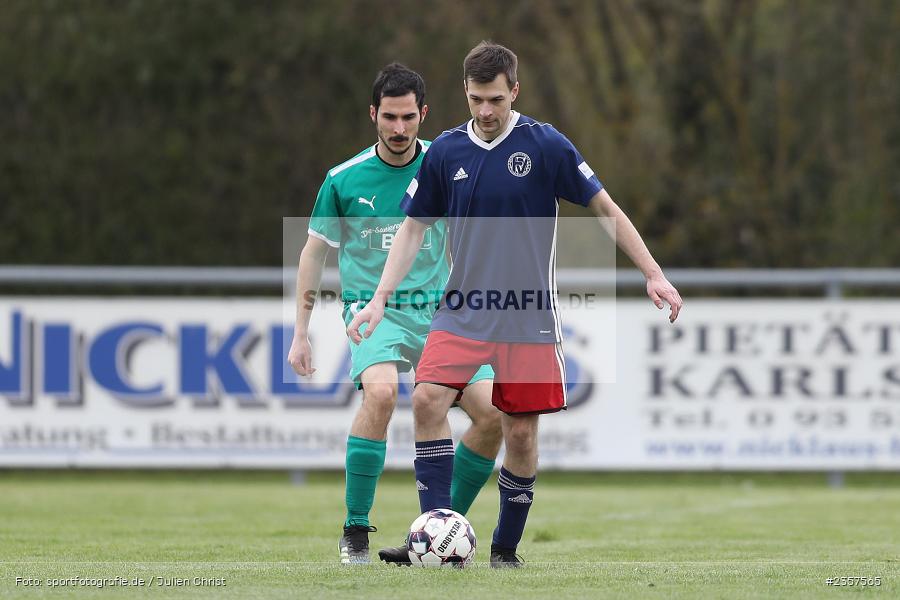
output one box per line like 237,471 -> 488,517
508,493 -> 532,504
452,167 -> 468,181
416,480 -> 428,491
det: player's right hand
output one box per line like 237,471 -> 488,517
346,301 -> 384,344
647,274 -> 683,323
287,335 -> 315,376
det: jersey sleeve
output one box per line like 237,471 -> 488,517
400,146 -> 445,225
550,128 -> 603,207
308,174 -> 342,247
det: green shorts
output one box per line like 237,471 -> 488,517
342,302 -> 494,389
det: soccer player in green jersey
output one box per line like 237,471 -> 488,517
288,63 -> 501,565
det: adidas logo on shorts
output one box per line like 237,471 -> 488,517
508,493 -> 532,504
416,480 -> 428,491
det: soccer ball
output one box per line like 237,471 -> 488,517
406,508 -> 476,567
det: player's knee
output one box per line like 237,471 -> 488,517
362,383 -> 397,414
504,419 -> 537,453
412,386 -> 446,426
470,405 -> 502,438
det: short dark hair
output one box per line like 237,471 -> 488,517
372,63 -> 425,111
463,41 -> 518,89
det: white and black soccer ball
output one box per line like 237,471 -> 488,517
406,508 -> 476,567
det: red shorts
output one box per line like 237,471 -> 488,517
415,330 -> 567,415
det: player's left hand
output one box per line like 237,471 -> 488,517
647,275 -> 683,323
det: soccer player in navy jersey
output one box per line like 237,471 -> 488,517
349,42 -> 683,567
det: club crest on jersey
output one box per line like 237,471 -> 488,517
507,152 -> 532,177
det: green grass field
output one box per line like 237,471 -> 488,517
1,470 -> 899,599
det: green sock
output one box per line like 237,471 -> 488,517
450,441 -> 496,515
344,435 -> 386,527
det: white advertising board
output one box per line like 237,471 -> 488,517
1,298 -> 898,469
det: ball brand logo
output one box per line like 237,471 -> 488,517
507,152 -> 532,177
437,520 -> 462,553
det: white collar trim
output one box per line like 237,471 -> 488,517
466,110 -> 520,150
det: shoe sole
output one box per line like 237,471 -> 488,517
490,560 -> 523,568
339,540 -> 370,565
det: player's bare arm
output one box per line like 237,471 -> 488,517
288,235 -> 331,375
346,216 -> 428,343
588,189 -> 683,322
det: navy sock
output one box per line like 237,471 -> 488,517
492,466 -> 535,550
414,439 -> 454,512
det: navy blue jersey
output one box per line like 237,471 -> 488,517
400,111 -> 603,342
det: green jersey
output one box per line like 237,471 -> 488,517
309,140 -> 447,305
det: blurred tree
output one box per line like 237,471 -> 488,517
0,0 -> 897,267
